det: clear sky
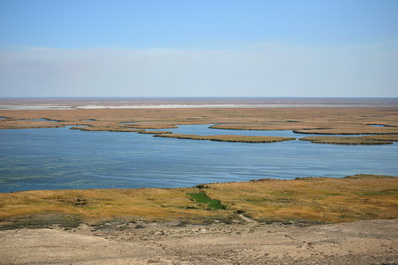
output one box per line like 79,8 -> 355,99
0,0 -> 397,97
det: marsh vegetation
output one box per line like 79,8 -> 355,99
1,107 -> 397,145
1,175 -> 397,229
154,133 -> 295,143
300,136 -> 394,145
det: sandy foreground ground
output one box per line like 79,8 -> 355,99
1,218 -> 397,265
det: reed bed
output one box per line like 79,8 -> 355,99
1,108 -> 397,145
294,127 -> 398,135
71,126 -> 143,133
300,136 -> 394,145
1,175 -> 397,228
154,134 -> 295,143
204,175 -> 398,224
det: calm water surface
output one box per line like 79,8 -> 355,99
0,125 -> 397,192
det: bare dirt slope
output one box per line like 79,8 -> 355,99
1,218 -> 397,265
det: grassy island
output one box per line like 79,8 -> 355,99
1,107 -> 397,145
154,134 -> 296,143
300,136 -> 394,145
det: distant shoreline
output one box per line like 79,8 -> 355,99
1,97 -> 398,110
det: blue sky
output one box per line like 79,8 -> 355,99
0,0 -> 397,97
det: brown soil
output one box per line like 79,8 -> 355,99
1,218 -> 397,265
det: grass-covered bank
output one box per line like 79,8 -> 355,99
299,136 -> 395,145
154,133 -> 295,143
1,175 -> 397,230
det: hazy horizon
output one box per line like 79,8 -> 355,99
1,97 -> 397,110
1,1 -> 397,98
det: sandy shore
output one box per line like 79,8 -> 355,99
1,218 -> 397,265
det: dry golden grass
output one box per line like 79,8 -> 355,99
0,120 -> 64,129
344,174 -> 395,179
204,176 -> 398,223
154,134 -> 295,143
122,122 -> 179,129
137,130 -> 172,134
71,126 -> 143,133
0,188 -> 232,226
300,136 -> 393,145
294,127 -> 398,135
1,108 -> 398,144
209,122 -> 322,131
1,176 -> 397,228
363,135 -> 398,141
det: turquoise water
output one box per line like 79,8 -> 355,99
0,124 -> 397,192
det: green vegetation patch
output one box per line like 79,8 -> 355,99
187,192 -> 226,210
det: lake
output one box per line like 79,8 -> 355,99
0,124 -> 397,192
